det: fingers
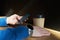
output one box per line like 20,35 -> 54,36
6,14 -> 29,26
13,14 -> 23,20
11,18 -> 18,25
17,16 -> 23,20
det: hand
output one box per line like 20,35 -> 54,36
6,14 -> 22,25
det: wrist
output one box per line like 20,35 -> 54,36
6,17 -> 9,24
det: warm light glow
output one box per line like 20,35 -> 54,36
45,28 -> 60,40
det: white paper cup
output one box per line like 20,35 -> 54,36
33,18 -> 45,28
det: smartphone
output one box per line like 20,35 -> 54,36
20,13 -> 33,30
19,13 -> 30,23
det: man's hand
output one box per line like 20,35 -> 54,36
6,14 -> 22,25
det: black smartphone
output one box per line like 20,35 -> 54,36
19,13 -> 30,23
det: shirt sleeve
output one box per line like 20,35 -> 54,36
0,17 -> 8,27
15,25 -> 29,40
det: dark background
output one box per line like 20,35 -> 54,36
0,0 -> 60,31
